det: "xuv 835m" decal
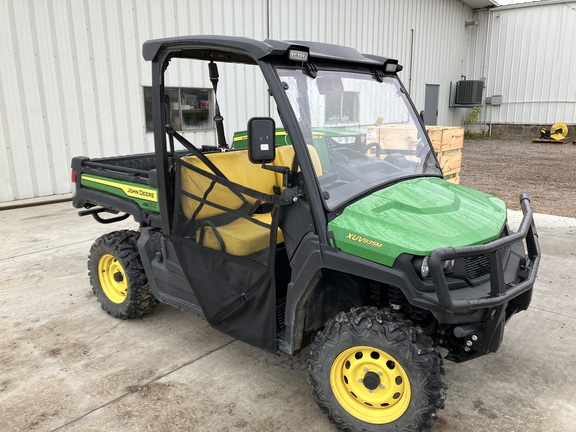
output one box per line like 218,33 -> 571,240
345,233 -> 383,248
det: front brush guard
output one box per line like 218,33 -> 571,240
429,193 -> 540,314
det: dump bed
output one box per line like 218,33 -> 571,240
71,152 -> 179,226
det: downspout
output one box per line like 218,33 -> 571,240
482,8 -> 492,136
408,29 -> 414,94
266,0 -> 271,40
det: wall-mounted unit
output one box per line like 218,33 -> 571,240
453,80 -> 484,106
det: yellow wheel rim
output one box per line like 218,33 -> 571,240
98,253 -> 128,304
330,346 -> 411,424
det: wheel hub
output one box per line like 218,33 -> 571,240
98,253 -> 128,304
362,371 -> 381,391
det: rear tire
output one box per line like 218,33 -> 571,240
88,230 -> 157,319
308,307 -> 445,432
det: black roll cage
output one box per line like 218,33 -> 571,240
143,35 -> 400,239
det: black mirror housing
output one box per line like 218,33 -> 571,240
248,117 -> 276,164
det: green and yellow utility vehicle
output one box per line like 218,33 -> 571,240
72,36 -> 540,432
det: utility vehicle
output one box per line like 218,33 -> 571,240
71,36 -> 540,432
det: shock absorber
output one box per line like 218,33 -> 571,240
388,286 -> 407,311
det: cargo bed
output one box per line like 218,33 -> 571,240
71,151 -> 187,226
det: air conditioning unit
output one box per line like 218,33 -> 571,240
454,80 -> 483,106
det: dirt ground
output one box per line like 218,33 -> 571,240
460,138 -> 576,218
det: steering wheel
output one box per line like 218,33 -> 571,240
332,146 -> 365,162
385,152 -> 414,168
361,142 -> 381,158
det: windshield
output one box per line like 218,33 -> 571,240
277,68 -> 441,210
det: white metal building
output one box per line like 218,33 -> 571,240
470,0 -> 576,128
0,0 -> 513,203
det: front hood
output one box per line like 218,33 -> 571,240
328,177 -> 507,266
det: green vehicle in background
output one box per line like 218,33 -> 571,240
71,36 -> 540,431
233,126 -> 370,170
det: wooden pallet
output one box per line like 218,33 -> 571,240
426,126 -> 464,153
444,171 -> 461,185
426,126 -> 464,184
531,137 -> 572,144
366,125 -> 464,184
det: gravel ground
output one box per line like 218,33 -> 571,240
460,138 -> 576,218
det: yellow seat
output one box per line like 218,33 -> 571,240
196,213 -> 283,256
273,145 -> 323,189
180,150 -> 277,220
179,146 -> 321,256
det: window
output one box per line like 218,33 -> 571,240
325,91 -> 359,124
144,87 -> 213,132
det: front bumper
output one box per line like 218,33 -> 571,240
429,193 -> 540,314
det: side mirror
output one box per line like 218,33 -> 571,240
248,117 -> 276,164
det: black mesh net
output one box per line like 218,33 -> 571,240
172,155 -> 280,351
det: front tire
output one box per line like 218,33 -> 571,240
308,307 -> 445,432
88,230 -> 157,319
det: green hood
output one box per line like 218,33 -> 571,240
328,177 -> 507,266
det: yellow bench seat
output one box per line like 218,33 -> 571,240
180,146 -> 321,256
196,213 -> 283,256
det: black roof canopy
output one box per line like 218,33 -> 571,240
142,35 -> 394,67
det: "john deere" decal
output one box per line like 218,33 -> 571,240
81,174 -> 159,213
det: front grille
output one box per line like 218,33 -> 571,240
464,231 -> 508,280
465,254 -> 491,279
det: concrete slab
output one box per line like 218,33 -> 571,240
0,203 -> 574,431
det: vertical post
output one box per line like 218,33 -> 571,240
489,250 -> 505,297
152,59 -> 173,236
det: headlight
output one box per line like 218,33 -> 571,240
414,257 -> 454,279
443,259 -> 455,272
420,256 -> 430,278
415,256 -> 453,279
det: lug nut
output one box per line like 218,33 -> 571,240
466,340 -> 473,347
464,346 -> 471,352
471,334 -> 478,341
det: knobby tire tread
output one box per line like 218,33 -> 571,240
308,306 -> 446,432
88,230 -> 157,319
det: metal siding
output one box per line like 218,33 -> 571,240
51,1 -> 85,191
484,2 -> 576,124
2,0 -> 40,200
1,0 -> 472,202
270,0 -> 472,128
0,0 -> 18,201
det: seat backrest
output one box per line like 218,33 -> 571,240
180,146 -> 323,220
200,150 -> 277,194
272,145 -> 323,188
180,150 -> 277,220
